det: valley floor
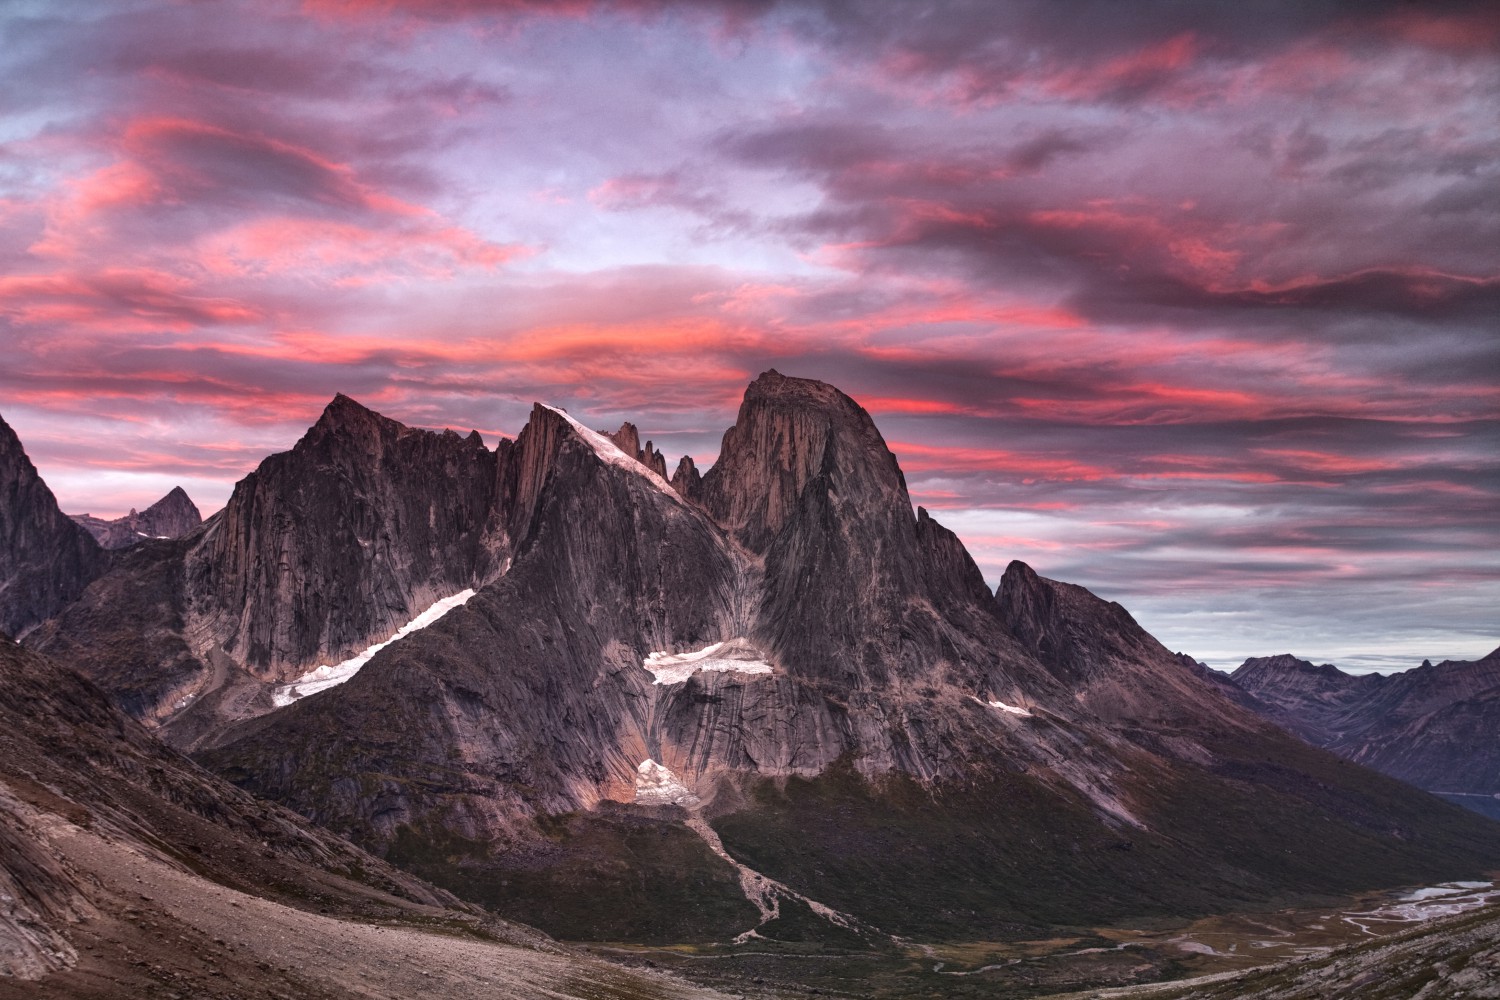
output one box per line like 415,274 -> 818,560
594,877 -> 1500,999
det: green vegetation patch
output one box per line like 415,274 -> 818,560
387,803 -> 759,943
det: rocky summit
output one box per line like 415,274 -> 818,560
3,372 -> 1498,995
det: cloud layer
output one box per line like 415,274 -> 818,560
2,0 -> 1495,669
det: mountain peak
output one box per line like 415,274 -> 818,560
1232,653 -> 1349,682
139,485 -> 202,536
743,369 -> 855,411
315,392 -> 383,429
71,484 -> 204,549
701,371 -> 908,554
535,404 -> 677,496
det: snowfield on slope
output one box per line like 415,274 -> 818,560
643,639 -> 773,685
273,589 -> 476,706
970,694 -> 1033,717
541,403 -> 679,495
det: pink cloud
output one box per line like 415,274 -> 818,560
199,216 -> 524,282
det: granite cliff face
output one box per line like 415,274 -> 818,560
24,395 -> 520,734
0,415 -> 106,638
69,486 -> 202,550
1230,649 -> 1500,814
190,394 -> 512,679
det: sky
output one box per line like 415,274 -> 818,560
1,0 -> 1496,671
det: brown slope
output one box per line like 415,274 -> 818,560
1230,654 -> 1382,741
1107,902 -> 1500,1000
1227,648 -> 1500,805
0,635 -> 729,1000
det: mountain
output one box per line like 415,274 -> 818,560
193,374 -> 1498,944
8,374 -> 1499,952
0,634 -> 722,999
26,394 -> 513,734
0,414 -> 106,639
69,486 -> 202,549
1230,649 -> 1500,818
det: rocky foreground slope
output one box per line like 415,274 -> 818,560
6,373 -> 1499,953
0,634 -> 727,1000
1230,650 -> 1500,818
1082,901 -> 1500,1000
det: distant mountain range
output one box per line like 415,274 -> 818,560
2,372 -> 1496,988
1226,649 -> 1500,820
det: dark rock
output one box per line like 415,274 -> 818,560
0,413 -> 107,638
670,455 -> 702,502
604,421 -> 670,479
17,376 -> 1500,948
915,506 -> 995,611
197,375 -> 1500,943
996,559 -> 1243,726
640,440 -> 669,481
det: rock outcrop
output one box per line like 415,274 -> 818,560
69,485 -> 202,549
997,559 -> 1245,726
605,420 -> 670,480
671,454 -> 703,502
0,414 -> 106,638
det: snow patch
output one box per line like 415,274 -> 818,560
643,638 -> 773,685
272,589 -> 476,707
634,759 -> 699,807
971,695 -> 1032,717
541,404 -> 678,496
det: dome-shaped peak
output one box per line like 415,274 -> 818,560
743,370 -> 854,411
